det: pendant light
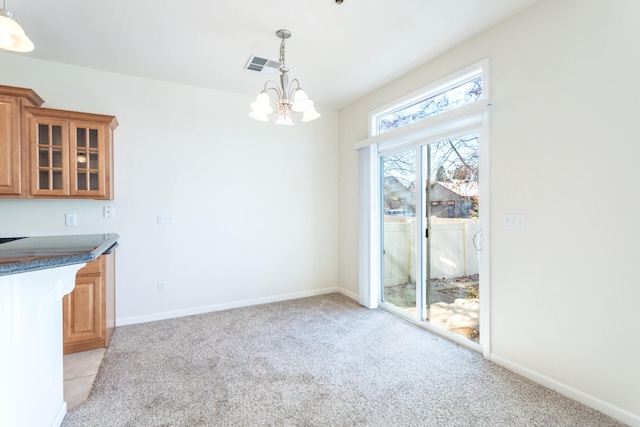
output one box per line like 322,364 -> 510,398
249,29 -> 320,125
0,0 -> 34,52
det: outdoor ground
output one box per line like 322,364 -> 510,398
384,275 -> 479,341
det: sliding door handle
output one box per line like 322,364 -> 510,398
473,230 -> 483,252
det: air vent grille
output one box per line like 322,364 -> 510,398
244,55 -> 281,75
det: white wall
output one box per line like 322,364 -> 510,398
338,0 -> 640,424
0,53 -> 339,323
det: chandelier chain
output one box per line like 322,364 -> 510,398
279,37 -> 286,69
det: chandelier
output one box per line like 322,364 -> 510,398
249,29 -> 320,125
0,0 -> 34,52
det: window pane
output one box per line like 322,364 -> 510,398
381,149 -> 417,311
39,171 -> 49,189
89,172 -> 99,190
52,149 -> 63,168
89,129 -> 98,148
377,76 -> 483,134
77,128 -> 86,147
39,149 -> 49,167
89,152 -> 99,169
52,126 -> 62,146
425,134 -> 480,342
77,172 -> 87,190
52,171 -> 63,190
77,151 -> 88,168
38,124 -> 49,144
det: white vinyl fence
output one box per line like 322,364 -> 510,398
383,217 -> 479,287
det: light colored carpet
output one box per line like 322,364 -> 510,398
63,293 -> 623,426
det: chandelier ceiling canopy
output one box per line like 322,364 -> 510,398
249,29 -> 320,126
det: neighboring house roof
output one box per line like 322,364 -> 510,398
434,180 -> 478,198
383,176 -> 413,194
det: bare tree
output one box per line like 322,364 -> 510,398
378,77 -> 483,134
430,135 -> 479,182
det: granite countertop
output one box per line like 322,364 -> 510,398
0,234 -> 119,276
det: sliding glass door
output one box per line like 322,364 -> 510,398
380,149 -> 417,312
423,134 -> 480,341
380,133 -> 481,343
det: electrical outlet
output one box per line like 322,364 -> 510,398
157,213 -> 175,224
158,282 -> 167,293
103,206 -> 114,218
65,213 -> 77,227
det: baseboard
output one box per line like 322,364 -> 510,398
489,354 -> 640,427
52,402 -> 66,427
337,287 -> 359,301
116,287 -> 341,326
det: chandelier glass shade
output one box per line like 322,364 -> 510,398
0,0 -> 34,52
249,29 -> 320,125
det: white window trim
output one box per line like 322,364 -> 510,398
358,101 -> 488,151
368,59 -> 490,138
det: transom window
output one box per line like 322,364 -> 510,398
372,67 -> 484,136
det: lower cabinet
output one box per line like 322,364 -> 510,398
63,251 -> 115,354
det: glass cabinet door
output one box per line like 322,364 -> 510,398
25,106 -> 116,200
71,122 -> 106,197
33,119 -> 69,195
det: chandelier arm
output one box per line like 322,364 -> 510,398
287,79 -> 302,99
263,81 -> 283,100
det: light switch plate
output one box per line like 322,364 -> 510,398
65,213 -> 77,227
157,213 -> 175,224
103,206 -> 114,218
503,214 -> 526,230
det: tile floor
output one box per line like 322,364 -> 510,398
63,348 -> 105,410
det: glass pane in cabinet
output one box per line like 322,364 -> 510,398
77,151 -> 88,168
39,171 -> 49,189
52,126 -> 62,146
52,149 -> 63,168
90,172 -> 99,190
52,170 -> 62,190
89,129 -> 98,148
89,152 -> 98,169
39,149 -> 49,167
77,172 -> 87,190
77,128 -> 86,147
38,124 -> 49,144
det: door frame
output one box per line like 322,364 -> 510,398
367,112 -> 490,355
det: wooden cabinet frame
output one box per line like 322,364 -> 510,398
0,84 -> 117,200
0,86 -> 44,196
24,107 -> 118,200
63,252 -> 116,354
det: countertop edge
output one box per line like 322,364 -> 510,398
0,235 -> 119,277
0,254 -> 96,276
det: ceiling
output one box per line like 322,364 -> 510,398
7,0 -> 539,109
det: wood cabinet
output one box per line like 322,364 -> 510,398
0,84 -> 118,200
24,107 -> 118,200
63,251 -> 116,354
0,85 -> 44,196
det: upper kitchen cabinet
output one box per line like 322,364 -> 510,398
0,85 -> 44,196
0,84 -> 118,200
24,107 -> 118,200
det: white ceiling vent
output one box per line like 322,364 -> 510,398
244,55 -> 281,75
